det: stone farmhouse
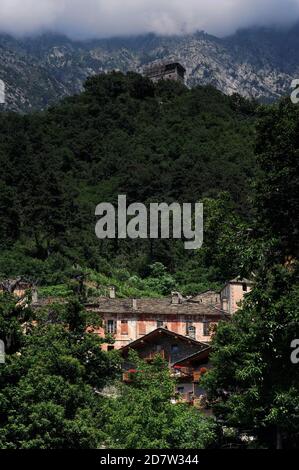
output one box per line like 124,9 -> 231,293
86,278 -> 252,351
86,289 -> 227,350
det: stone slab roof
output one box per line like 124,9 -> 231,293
120,327 -> 209,355
86,297 -> 226,317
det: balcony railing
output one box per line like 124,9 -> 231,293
144,350 -> 168,362
193,371 -> 202,383
172,366 -> 193,379
172,368 -> 207,383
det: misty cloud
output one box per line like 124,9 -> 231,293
0,0 -> 299,39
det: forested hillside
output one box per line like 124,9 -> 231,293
0,71 -> 298,450
0,72 -> 257,294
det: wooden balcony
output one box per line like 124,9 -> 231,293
193,368 -> 208,383
144,350 -> 168,362
172,366 -> 193,380
193,371 -> 202,383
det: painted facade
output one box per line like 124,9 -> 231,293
86,292 -> 226,350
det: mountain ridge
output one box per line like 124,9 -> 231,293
1,25 -> 298,112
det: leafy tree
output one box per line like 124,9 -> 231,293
203,265 -> 299,449
102,352 -> 218,449
202,98 -> 299,449
144,262 -> 177,295
254,99 -> 299,260
0,297 -> 121,449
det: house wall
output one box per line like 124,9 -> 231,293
97,313 -> 217,350
0,285 -> 33,298
192,291 -> 220,305
146,67 -> 184,84
221,282 -> 252,314
176,382 -> 194,400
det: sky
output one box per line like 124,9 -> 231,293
0,0 -> 299,39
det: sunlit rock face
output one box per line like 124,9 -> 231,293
1,24 -> 299,112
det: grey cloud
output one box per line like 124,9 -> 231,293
0,0 -> 299,39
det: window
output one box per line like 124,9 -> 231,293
121,320 -> 128,335
138,322 -> 146,335
108,346 -> 115,351
157,320 -> 163,328
242,283 -> 248,292
186,321 -> 196,339
203,320 -> 210,337
177,387 -> 184,394
171,344 -> 179,354
188,326 -> 196,339
106,319 -> 117,335
186,320 -> 193,335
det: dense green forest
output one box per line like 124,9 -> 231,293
0,72 -> 298,449
0,73 -> 257,294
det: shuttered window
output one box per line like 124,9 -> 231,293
138,321 -> 146,335
121,320 -> 128,335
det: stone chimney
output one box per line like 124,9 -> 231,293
32,288 -> 38,304
171,292 -> 183,305
108,286 -> 116,299
132,299 -> 137,311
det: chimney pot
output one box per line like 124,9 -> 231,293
171,292 -> 182,305
108,286 -> 116,299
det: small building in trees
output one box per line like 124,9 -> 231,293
120,327 -> 211,404
144,62 -> 186,84
0,278 -> 37,301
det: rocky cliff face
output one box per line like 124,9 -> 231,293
1,25 -> 298,112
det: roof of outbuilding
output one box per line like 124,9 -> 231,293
173,347 -> 211,367
227,278 -> 254,285
120,327 -> 209,355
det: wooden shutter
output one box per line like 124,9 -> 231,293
121,320 -> 128,335
138,321 -> 146,335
